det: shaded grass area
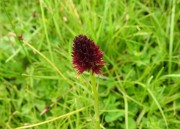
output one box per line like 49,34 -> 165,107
0,0 -> 179,129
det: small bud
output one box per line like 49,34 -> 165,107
18,34 -> 23,40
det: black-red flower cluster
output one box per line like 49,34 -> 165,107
72,35 -> 105,75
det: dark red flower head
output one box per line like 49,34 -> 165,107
72,35 -> 105,75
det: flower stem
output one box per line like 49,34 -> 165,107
90,71 -> 100,129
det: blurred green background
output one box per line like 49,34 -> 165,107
0,0 -> 179,129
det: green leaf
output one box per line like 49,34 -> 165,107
105,111 -> 124,122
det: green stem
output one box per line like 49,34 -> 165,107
168,0 -> 175,75
90,71 -> 100,129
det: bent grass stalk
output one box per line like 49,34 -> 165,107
15,107 -> 86,129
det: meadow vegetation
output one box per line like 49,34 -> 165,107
0,0 -> 179,129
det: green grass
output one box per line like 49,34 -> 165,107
0,0 -> 180,129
